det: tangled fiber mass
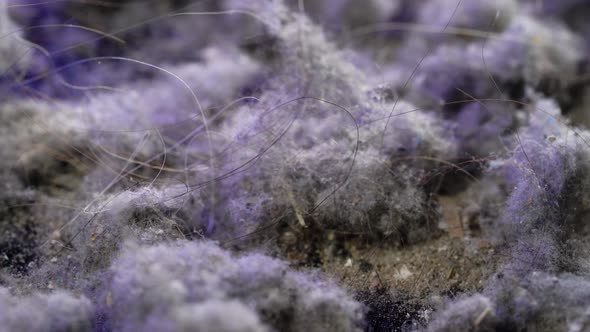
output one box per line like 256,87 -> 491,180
1,0 -> 590,331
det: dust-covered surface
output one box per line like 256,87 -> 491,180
1,0 -> 590,331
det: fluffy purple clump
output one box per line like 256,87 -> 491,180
427,104 -> 590,330
0,287 -> 94,332
430,272 -> 590,332
97,240 -> 363,332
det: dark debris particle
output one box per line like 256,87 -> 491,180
356,288 -> 429,332
359,259 -> 374,273
0,192 -> 40,273
440,284 -> 464,299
